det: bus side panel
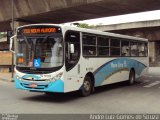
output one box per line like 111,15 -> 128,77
63,61 -> 84,93
93,57 -> 148,87
64,56 -> 148,92
101,70 -> 129,85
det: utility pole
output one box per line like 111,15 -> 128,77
11,0 -> 14,79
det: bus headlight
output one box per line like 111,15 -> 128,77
54,72 -> 63,80
15,75 -> 22,80
48,72 -> 63,82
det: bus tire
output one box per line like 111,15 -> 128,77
80,75 -> 93,97
128,69 -> 135,85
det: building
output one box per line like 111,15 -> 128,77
0,37 -> 12,72
0,37 -> 9,51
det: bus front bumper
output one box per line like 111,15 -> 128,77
14,79 -> 64,93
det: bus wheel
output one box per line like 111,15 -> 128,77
128,70 -> 135,85
80,76 -> 93,97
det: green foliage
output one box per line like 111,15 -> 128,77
76,23 -> 95,29
0,32 -> 7,39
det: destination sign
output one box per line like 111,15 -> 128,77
23,28 -> 56,34
17,25 -> 62,35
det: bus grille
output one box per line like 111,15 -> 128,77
21,83 -> 48,89
22,78 -> 47,82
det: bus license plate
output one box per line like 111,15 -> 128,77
29,83 -> 37,88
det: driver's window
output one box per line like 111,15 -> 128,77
65,31 -> 80,71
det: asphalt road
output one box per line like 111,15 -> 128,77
0,74 -> 160,114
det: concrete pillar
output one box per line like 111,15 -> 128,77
149,42 -> 155,62
10,21 -> 29,31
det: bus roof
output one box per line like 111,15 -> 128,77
17,24 -> 148,42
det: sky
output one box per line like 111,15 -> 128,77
65,10 -> 160,26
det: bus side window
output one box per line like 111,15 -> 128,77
110,39 -> 120,56
138,42 -> 148,57
83,34 -> 96,56
65,31 -> 80,71
138,42 -> 145,56
131,42 -> 138,56
97,37 -> 109,56
144,43 -> 148,56
121,40 -> 130,56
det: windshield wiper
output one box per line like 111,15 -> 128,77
24,36 -> 31,48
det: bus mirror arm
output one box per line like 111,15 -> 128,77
10,35 -> 16,53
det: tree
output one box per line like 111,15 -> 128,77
0,32 -> 7,39
73,23 -> 95,29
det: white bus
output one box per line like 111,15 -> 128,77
10,24 -> 149,96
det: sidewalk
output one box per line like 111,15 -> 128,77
148,67 -> 160,76
0,72 -> 13,82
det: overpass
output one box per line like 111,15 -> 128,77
1,0 -> 160,31
93,20 -> 160,41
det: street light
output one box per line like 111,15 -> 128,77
11,0 -> 14,79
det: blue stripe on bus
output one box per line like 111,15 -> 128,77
93,58 -> 147,86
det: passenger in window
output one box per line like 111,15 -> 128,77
138,44 -> 145,56
131,45 -> 138,56
122,46 -> 129,56
50,38 -> 63,67
89,50 -> 94,55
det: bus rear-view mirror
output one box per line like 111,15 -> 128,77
70,44 -> 75,53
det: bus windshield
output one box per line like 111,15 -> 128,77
16,35 -> 63,68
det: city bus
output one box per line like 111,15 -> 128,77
10,24 -> 149,96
